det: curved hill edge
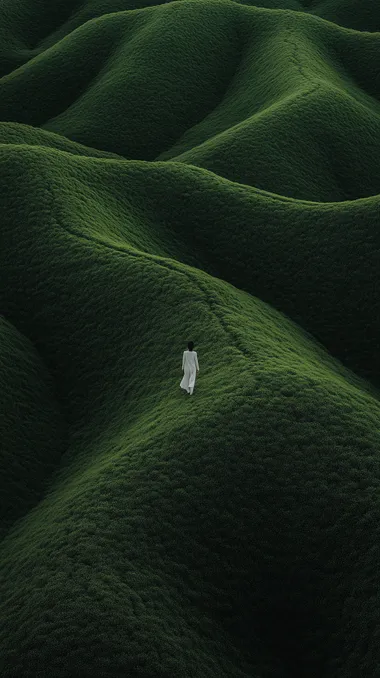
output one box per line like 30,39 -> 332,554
0,122 -> 125,159
3,142 -> 380,205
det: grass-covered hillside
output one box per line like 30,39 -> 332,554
1,0 -> 380,676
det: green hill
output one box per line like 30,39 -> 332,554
1,0 -> 380,676
0,316 -> 65,540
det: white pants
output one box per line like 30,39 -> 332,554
180,367 -> 196,394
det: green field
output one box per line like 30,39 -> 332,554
1,1 -> 380,676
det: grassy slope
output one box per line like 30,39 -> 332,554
0,122 -> 123,158
0,317 -> 65,540
0,0 -> 376,77
310,0 -> 380,31
157,14 -> 380,202
1,3 -> 380,201
1,145 -> 380,676
1,143 -> 378,383
1,0 -> 380,676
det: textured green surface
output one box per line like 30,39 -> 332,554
1,1 -> 380,676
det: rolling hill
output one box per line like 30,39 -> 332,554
1,0 -> 380,676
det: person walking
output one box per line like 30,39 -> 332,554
180,341 -> 199,395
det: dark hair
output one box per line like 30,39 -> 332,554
187,341 -> 194,351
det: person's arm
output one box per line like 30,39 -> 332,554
195,352 -> 199,371
182,351 -> 185,371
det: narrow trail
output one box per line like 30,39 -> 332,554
53,213 -> 255,363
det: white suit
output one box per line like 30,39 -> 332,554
180,350 -> 199,395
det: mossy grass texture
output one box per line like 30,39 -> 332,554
1,0 -> 380,676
